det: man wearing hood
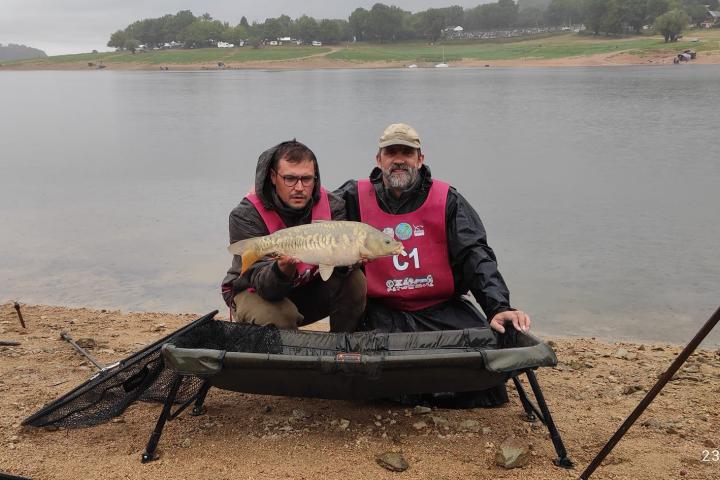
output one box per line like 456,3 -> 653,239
334,123 -> 530,407
221,140 -> 366,332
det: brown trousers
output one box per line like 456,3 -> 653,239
234,269 -> 366,333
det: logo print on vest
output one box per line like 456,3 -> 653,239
385,275 -> 435,292
383,227 -> 395,238
413,225 -> 425,237
395,222 -> 413,241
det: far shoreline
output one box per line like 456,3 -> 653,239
3,49 -> 720,72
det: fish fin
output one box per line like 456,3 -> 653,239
318,264 -> 334,281
358,245 -> 371,259
240,250 -> 262,276
228,238 -> 261,275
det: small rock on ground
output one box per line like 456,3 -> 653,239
376,452 -> 409,472
495,436 -> 531,469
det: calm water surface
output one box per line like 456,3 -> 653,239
1,67 -> 718,344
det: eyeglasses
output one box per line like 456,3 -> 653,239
274,172 -> 316,187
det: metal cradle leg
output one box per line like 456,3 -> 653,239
141,374 -> 184,463
190,379 -> 212,416
512,375 -> 540,422
525,369 -> 573,468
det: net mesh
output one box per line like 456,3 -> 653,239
22,311 -> 282,429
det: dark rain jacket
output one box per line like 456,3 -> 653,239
221,143 -> 345,307
333,165 -> 513,330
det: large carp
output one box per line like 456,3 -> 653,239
228,220 -> 405,281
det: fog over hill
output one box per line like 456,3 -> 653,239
0,44 -> 47,62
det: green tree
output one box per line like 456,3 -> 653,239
467,0 -> 520,30
600,0 -> 625,34
223,24 -> 248,45
464,5 -> 484,29
517,6 -> 546,26
296,15 -> 319,42
496,0 -> 521,27
276,15 -> 294,37
167,10 -> 196,41
441,5 -> 466,26
107,30 -> 127,49
414,5 -> 465,39
259,15 -> 294,40
653,8 -> 689,41
366,3 -> 411,43
584,0 -> 610,34
261,18 -> 280,40
182,18 -> 226,47
545,0 -> 583,26
623,0 -> 648,33
317,19 -> 345,44
125,19 -> 157,46
646,0 -> 670,24
125,38 -> 139,53
684,3 -> 708,27
240,16 -> 249,28
349,8 -> 371,41
414,9 -> 447,41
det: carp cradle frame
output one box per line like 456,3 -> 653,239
23,311 -> 572,469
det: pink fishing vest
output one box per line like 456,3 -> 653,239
246,187 -> 331,286
358,179 -> 455,311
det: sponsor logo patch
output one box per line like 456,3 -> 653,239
383,227 -> 395,238
395,222 -> 413,241
413,225 -> 425,237
386,275 -> 434,292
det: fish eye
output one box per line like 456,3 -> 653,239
384,239 -> 390,244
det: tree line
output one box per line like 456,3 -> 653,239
0,43 -> 47,62
107,0 -> 718,51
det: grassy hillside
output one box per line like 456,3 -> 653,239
4,45 -> 330,66
328,31 -> 720,63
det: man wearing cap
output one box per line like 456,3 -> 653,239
221,140 -> 366,332
334,123 -> 530,407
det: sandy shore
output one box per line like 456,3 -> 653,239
4,49 -> 720,72
1,303 -> 718,479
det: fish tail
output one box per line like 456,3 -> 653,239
228,238 -> 263,275
240,250 -> 262,275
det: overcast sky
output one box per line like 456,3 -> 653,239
1,0 -> 488,56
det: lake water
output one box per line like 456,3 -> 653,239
1,66 -> 718,345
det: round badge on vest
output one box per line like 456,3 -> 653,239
395,222 -> 413,241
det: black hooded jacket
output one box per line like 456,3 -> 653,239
333,165 -> 512,322
221,143 -> 346,306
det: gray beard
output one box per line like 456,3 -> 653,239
384,166 -> 418,190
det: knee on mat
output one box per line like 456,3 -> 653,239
234,293 -> 303,329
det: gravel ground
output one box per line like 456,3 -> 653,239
1,303 -> 718,479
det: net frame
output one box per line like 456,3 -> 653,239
22,311 -> 219,428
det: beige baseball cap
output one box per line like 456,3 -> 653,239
378,123 -> 421,149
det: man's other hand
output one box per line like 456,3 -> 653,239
276,255 -> 299,278
490,310 -> 531,333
